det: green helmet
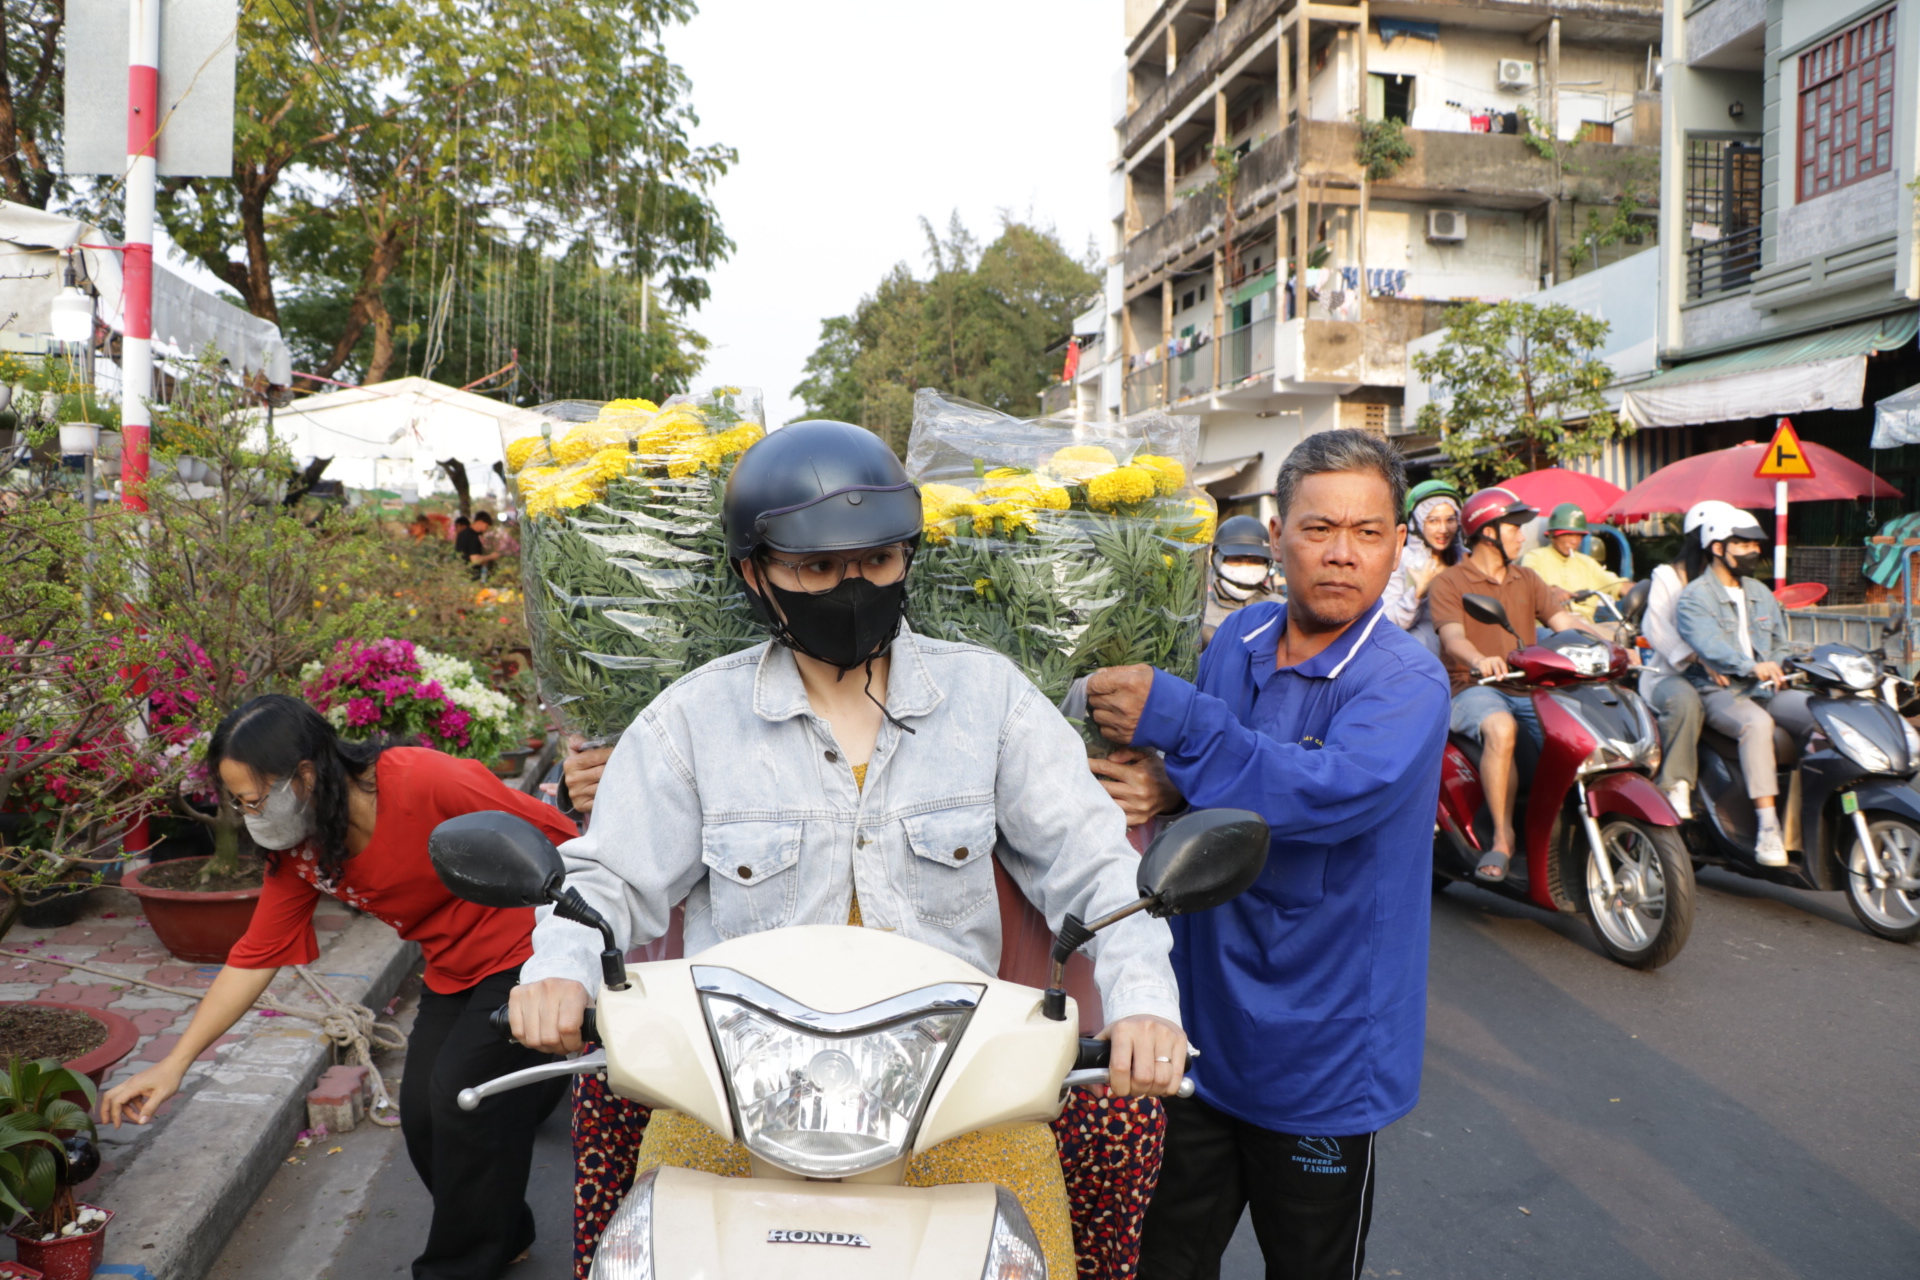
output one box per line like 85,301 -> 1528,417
1546,503 -> 1589,535
1404,479 -> 1463,519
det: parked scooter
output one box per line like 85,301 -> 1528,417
1433,586 -> 1695,969
1683,622 -> 1920,943
427,807 -> 1270,1280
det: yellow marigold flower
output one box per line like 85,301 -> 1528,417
983,466 -> 1032,481
1132,454 -> 1186,496
553,422 -> 628,465
589,446 -> 633,482
982,474 -> 1071,511
1166,496 -> 1218,544
712,423 -> 765,456
505,435 -> 553,473
600,397 -> 659,416
1046,444 -> 1119,483
635,411 -> 706,458
989,500 -> 1037,535
1085,465 -> 1158,510
517,465 -> 563,492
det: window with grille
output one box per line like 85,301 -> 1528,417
1683,137 -> 1762,299
1797,8 -> 1896,201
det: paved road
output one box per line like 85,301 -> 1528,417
215,869 -> 1919,1280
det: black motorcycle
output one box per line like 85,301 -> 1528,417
1685,626 -> 1920,943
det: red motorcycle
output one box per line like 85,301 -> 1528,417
1433,589 -> 1695,969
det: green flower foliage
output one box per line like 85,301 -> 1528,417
0,1056 -> 96,1228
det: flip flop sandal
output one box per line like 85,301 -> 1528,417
1475,849 -> 1512,882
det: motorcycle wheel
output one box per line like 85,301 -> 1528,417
1584,818 -> 1693,969
1843,815 -> 1920,943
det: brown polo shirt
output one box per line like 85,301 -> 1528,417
1428,559 -> 1559,694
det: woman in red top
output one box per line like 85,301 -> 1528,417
100,694 -> 579,1280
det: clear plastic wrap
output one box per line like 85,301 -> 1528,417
501,387 -> 770,741
905,390 -> 1215,753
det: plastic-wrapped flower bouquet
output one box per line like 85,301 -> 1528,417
904,391 -> 1214,751
301,638 -> 523,761
500,387 -> 770,741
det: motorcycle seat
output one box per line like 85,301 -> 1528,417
1699,723 -> 1800,768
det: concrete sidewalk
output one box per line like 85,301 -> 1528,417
0,889 -> 416,1280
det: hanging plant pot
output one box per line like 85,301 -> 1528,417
122,857 -> 263,963
0,1002 -> 140,1090
9,1205 -> 112,1280
55,424 -> 98,457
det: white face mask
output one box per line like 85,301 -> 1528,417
242,776 -> 317,851
1218,562 -> 1271,588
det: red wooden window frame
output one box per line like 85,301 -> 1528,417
1797,8 -> 1898,201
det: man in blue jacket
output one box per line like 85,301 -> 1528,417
1086,429 -> 1450,1280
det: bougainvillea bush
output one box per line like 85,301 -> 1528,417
301,639 -> 524,761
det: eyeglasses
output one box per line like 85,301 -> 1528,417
760,543 -> 912,596
226,775 -> 291,817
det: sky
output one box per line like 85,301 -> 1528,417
664,0 -> 1125,424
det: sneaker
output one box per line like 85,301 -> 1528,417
1755,825 -> 1789,867
1664,782 -> 1693,822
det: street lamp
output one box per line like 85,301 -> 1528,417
49,284 -> 94,344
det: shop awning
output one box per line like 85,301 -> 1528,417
1871,380 -> 1920,448
1194,453 -> 1264,494
1622,311 -> 1919,428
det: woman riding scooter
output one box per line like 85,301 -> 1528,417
1382,480 -> 1463,656
510,420 -> 1188,1280
1676,507 -> 1818,866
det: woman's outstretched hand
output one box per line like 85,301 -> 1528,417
100,1062 -> 186,1128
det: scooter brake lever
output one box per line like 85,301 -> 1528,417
1062,1068 -> 1196,1099
458,1049 -> 606,1112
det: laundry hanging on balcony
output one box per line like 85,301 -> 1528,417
1338,266 -> 1410,299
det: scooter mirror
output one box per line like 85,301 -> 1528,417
1462,592 -> 1514,632
1136,808 -> 1270,917
1620,579 -> 1651,626
429,811 -> 567,908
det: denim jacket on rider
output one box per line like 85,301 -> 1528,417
520,624 -> 1182,1027
1675,572 -> 1791,693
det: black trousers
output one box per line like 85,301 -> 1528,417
1139,1094 -> 1376,1280
401,966 -> 569,1280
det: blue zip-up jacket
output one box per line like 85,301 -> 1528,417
1132,598 -> 1451,1135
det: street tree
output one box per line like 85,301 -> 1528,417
793,216 -> 1097,455
0,0 -> 63,208
1410,299 -> 1629,489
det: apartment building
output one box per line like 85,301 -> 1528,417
1080,0 -> 1664,510
1640,0 -> 1920,541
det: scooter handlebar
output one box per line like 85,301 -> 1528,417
1477,670 -> 1524,685
488,1003 -> 597,1045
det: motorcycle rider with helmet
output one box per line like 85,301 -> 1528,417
1675,506 -> 1818,866
1203,514 -> 1279,645
509,420 -> 1188,1280
1428,487 -> 1596,881
1521,503 -> 1630,628
1381,479 -> 1464,655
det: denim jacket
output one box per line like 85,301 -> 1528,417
1675,573 -> 1791,692
521,625 -> 1181,1027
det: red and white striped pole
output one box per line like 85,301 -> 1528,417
120,0 -> 160,512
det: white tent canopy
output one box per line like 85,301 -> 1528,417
0,199 -> 292,385
267,376 -> 549,502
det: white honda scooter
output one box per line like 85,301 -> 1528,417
428,807 -> 1268,1280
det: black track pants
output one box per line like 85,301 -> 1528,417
401,965 -> 569,1280
1139,1094 -> 1376,1280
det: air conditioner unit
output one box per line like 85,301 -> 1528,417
1426,209 -> 1467,244
1497,59 -> 1537,91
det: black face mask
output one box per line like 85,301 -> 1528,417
1723,549 -> 1765,578
763,574 -> 907,673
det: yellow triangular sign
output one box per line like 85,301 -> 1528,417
1756,418 -> 1815,479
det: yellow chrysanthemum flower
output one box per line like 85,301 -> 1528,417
599,397 -> 660,417
1085,466 -> 1158,510
1046,444 -> 1120,483
553,422 -> 630,465
634,410 -> 707,459
589,446 -> 633,482
981,474 -> 1070,511
505,435 -> 554,473
711,423 -> 766,456
1132,454 -> 1187,496
517,465 -> 564,492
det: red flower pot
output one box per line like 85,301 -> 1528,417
8,1205 -> 110,1280
0,1260 -> 45,1278
0,1001 -> 141,1090
122,858 -> 261,963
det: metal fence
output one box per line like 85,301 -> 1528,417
1123,364 -> 1167,416
1685,224 -> 1762,301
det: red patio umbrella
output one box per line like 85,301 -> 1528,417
1498,468 -> 1626,522
1603,440 -> 1901,520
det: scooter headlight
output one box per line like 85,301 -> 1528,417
589,1167 -> 657,1280
1559,643 -> 1613,677
982,1185 -> 1048,1280
1828,716 -> 1894,774
1832,652 -> 1879,690
695,967 -> 980,1177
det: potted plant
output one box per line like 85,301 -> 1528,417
0,1058 -> 109,1280
301,637 -> 526,764
0,1004 -> 139,1090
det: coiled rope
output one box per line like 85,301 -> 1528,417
7,949 -> 407,1126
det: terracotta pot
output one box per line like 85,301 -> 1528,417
14,1002 -> 140,1089
121,858 -> 262,963
8,1205 -> 110,1280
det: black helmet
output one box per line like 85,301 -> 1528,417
1212,514 -> 1271,560
722,421 -> 922,564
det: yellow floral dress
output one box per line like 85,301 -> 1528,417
633,761 -> 1077,1277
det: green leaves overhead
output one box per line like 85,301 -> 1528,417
1408,300 -> 1628,491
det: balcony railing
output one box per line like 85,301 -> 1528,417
1172,346 -> 1212,402
1685,224 -> 1762,301
1040,382 -> 1074,417
1221,317 -> 1276,385
1123,364 -> 1168,416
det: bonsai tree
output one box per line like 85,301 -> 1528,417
1410,299 -> 1629,490
0,1058 -> 101,1238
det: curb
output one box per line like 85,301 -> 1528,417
96,917 -> 419,1280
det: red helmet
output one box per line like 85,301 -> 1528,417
1460,487 -> 1538,542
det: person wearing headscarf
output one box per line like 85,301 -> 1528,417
1381,480 -> 1463,655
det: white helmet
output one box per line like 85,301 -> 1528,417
1682,499 -> 1744,537
1694,504 -> 1767,551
